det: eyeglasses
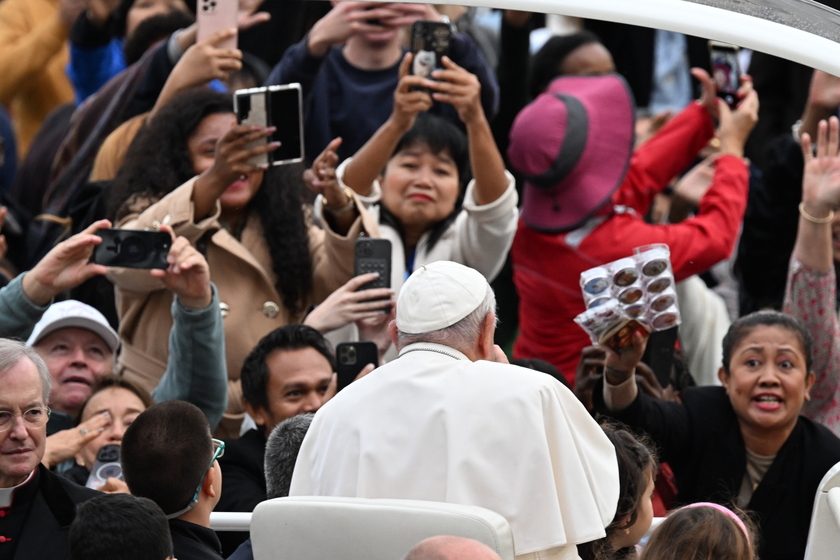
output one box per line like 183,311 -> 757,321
166,438 -> 225,519
0,407 -> 51,432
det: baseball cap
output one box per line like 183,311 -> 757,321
27,300 -> 120,352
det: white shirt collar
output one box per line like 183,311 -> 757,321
398,342 -> 470,362
0,470 -> 35,508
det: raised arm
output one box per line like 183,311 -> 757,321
793,118 -> 840,273
783,117 -> 840,431
149,231 -> 228,431
429,56 -> 508,206
342,53 -> 433,197
150,29 -> 243,120
192,124 -> 278,220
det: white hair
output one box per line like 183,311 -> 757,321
0,338 -> 52,404
397,285 -> 497,352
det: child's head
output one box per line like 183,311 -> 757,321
581,423 -> 657,560
640,503 -> 754,560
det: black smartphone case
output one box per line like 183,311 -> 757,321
354,238 -> 392,291
336,341 -> 379,391
410,21 -> 451,82
92,229 -> 170,269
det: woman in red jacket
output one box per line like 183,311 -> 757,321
507,71 -> 758,385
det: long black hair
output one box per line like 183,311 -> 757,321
379,112 -> 470,253
108,89 -> 313,314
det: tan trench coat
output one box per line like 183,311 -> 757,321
108,177 -> 379,437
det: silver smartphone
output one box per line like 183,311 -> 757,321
233,83 -> 305,167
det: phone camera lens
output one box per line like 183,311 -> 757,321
120,236 -> 148,264
97,464 -> 122,480
339,346 -> 356,365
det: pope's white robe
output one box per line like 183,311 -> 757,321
290,343 -> 619,558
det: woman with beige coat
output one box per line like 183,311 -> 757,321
107,90 -> 381,437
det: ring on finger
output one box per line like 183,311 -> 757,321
79,428 -> 89,436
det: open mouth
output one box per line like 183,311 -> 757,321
753,394 -> 783,411
227,175 -> 249,190
63,375 -> 92,386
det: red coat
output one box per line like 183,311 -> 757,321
512,102 -> 748,384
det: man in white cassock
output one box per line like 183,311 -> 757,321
290,261 -> 619,560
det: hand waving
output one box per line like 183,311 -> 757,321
801,116 -> 840,218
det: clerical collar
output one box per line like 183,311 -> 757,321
398,342 -> 470,362
0,471 -> 35,508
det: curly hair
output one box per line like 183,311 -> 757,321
108,89 -> 234,222
108,89 -> 313,313
248,163 -> 313,313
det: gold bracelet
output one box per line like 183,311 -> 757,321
799,202 -> 835,224
323,187 -> 356,215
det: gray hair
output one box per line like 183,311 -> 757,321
264,413 -> 314,499
0,339 -> 52,404
397,286 -> 497,353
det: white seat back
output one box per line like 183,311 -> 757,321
251,496 -> 515,560
805,461 -> 840,560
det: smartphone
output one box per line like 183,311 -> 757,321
410,20 -> 452,87
354,237 -> 391,290
196,0 -> 237,49
85,444 -> 123,490
708,40 -> 741,109
336,341 -> 379,391
234,84 -> 304,167
92,229 -> 171,269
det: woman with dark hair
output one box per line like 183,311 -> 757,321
529,30 -> 615,99
594,309 -> 840,560
313,53 -> 517,294
108,89 -> 378,437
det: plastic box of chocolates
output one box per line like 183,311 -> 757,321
574,244 -> 681,347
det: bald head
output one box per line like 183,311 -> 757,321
403,536 -> 503,560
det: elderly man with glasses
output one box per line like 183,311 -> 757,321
0,339 -> 99,560
121,400 -> 225,560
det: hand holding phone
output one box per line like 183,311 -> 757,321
91,229 -> 171,269
336,341 -> 379,391
234,84 -> 304,166
355,237 -> 391,289
85,444 -> 123,490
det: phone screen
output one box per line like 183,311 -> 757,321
269,87 -> 303,164
709,42 -> 741,108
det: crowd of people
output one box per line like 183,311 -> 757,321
1,1 -> 840,559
